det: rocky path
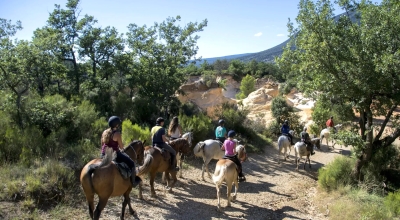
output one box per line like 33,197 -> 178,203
83,142 -> 350,220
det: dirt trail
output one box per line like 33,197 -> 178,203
83,141 -> 350,220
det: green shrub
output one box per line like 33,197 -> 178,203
180,101 -> 201,116
122,119 -> 151,146
236,74 -> 256,100
271,96 -> 292,124
318,156 -> 356,191
384,191 -> 400,215
179,113 -> 213,145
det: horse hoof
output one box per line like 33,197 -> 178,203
232,195 -> 236,201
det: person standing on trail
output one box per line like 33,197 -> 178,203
215,119 -> 227,143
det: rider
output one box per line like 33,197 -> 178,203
326,116 -> 336,132
215,119 -> 227,143
101,116 -> 142,187
300,127 -> 315,155
281,120 -> 294,145
151,117 -> 180,172
223,130 -> 246,182
168,116 -> 183,140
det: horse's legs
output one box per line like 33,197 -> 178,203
84,192 -> 95,219
216,183 -> 221,211
161,172 -> 167,184
202,157 -> 212,180
150,172 -> 157,197
167,171 -> 178,193
232,175 -> 239,201
226,180 -> 232,207
93,196 -> 109,220
177,153 -> 183,178
138,179 -> 143,200
121,189 -> 135,219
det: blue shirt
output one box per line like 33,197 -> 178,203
151,125 -> 165,145
281,124 -> 290,134
215,126 -> 227,138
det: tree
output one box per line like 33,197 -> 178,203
228,59 -> 245,81
276,0 -> 400,179
126,16 -> 207,119
213,59 -> 229,74
271,96 -> 292,124
236,74 -> 256,99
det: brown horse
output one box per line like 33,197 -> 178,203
212,145 -> 247,211
80,140 -> 145,220
137,138 -> 191,198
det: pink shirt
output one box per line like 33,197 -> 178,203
224,139 -> 236,156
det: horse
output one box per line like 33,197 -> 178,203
80,140 -> 145,220
277,130 -> 296,164
193,139 -> 241,181
137,138 -> 191,198
320,124 -> 342,148
294,138 -> 321,171
161,132 -> 193,182
212,145 -> 247,211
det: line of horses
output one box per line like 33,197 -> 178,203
80,125 -> 340,219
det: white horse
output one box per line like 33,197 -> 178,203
320,124 -> 342,148
194,139 -> 241,181
162,132 -> 193,182
294,138 -> 321,171
277,130 -> 295,164
212,145 -> 247,211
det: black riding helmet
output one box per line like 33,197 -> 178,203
228,130 -> 236,137
156,117 -> 165,124
218,119 -> 225,125
108,116 -> 122,128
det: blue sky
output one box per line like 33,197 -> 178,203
1,0 -> 346,58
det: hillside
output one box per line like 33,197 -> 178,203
201,10 -> 357,64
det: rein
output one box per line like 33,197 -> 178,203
123,141 -> 143,164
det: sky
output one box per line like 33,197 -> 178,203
1,0 -> 347,58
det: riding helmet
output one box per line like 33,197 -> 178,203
284,120 -> 288,124
218,119 -> 225,125
156,117 -> 165,124
228,130 -> 236,137
108,116 -> 122,128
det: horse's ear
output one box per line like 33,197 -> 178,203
131,139 -> 134,143
143,140 -> 146,145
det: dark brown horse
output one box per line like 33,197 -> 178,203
80,140 -> 145,220
137,138 -> 191,198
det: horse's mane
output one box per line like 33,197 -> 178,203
123,140 -> 142,151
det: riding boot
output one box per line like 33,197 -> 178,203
238,172 -> 246,182
130,167 -> 142,188
169,154 -> 180,172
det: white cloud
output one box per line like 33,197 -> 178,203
277,34 -> 285,37
254,32 -> 262,37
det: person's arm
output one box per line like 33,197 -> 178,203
233,142 -> 237,154
114,132 -> 124,150
224,127 -> 228,138
161,128 -> 169,143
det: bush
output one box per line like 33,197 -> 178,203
271,96 -> 292,124
384,191 -> 400,215
236,74 -> 256,100
122,119 -> 151,146
319,156 -> 356,191
179,113 -> 213,145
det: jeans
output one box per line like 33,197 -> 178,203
156,142 -> 176,156
216,137 -> 226,143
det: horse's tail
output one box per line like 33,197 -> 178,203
277,137 -> 284,150
193,141 -> 205,157
212,164 -> 227,185
138,153 -> 153,176
83,148 -> 113,192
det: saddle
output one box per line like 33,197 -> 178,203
222,155 -> 241,174
153,144 -> 171,161
112,161 -> 132,179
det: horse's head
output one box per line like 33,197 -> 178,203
335,124 -> 343,130
182,132 -> 193,148
236,145 -> 247,162
169,138 -> 191,155
124,140 -> 145,165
